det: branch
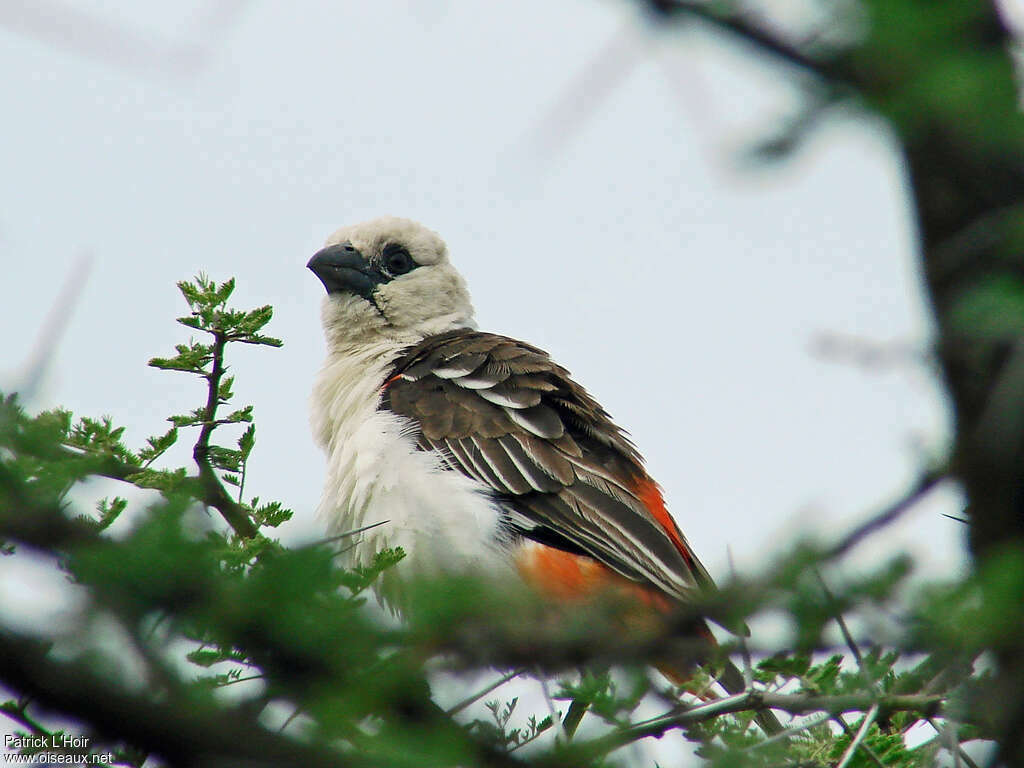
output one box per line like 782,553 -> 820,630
426,470 -> 945,673
1,395 -> 257,541
647,0 -> 851,86
565,691 -> 942,761
0,579 -> 523,767
825,471 -> 945,560
446,669 -> 525,716
192,330 -> 258,539
0,699 -> 53,739
58,441 -> 257,540
0,461 -> 101,551
0,629 -> 351,768
836,704 -> 879,768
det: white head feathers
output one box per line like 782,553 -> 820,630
323,216 -> 450,267
310,216 -> 476,351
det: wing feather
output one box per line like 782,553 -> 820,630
383,330 -> 711,598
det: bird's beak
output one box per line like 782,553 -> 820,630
307,243 -> 387,299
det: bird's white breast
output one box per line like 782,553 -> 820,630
310,344 -> 509,582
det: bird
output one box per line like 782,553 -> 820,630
307,216 -> 781,734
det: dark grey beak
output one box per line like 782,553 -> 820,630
307,242 -> 387,299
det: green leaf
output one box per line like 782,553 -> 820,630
251,500 -> 292,528
67,416 -> 139,466
138,427 -> 178,465
338,548 -> 406,596
224,406 -> 253,424
131,467 -> 188,492
89,496 -> 128,531
757,652 -> 812,680
802,655 -> 844,694
237,425 -> 256,461
149,341 -> 213,373
187,649 -> 228,668
168,408 -> 207,428
217,376 -> 235,403
207,446 -> 241,472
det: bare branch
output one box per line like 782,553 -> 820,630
446,669 -> 525,717
825,471 -> 946,560
645,0 -> 850,86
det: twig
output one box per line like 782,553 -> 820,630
0,698 -> 53,738
561,699 -> 589,740
506,721 -> 557,754
825,471 -> 944,560
832,715 -> 886,768
193,331 -> 257,539
3,394 -> 259,544
727,547 -> 753,689
950,718 -> 962,768
836,704 -> 879,768
815,571 -> 866,673
0,462 -> 103,551
280,707 -> 304,733
53,439 -> 257,540
298,521 -> 392,550
929,717 -> 981,768
570,690 -> 942,760
747,712 -> 831,750
213,674 -> 264,688
237,448 -> 248,505
119,616 -> 187,697
538,676 -> 565,743
446,669 -> 525,716
815,570 -> 886,768
647,1 -> 849,86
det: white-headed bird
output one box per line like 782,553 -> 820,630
308,216 -> 780,734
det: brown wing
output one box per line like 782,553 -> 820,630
381,329 -> 713,599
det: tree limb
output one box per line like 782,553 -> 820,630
565,691 -> 941,762
0,629 -> 351,768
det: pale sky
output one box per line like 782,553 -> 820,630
0,0 -> 970,762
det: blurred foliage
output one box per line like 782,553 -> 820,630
3,0 -> 1024,764
0,276 -> 1001,767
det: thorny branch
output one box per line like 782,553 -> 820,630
565,691 -> 942,762
192,329 -> 258,539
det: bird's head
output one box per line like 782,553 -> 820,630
308,217 -> 476,350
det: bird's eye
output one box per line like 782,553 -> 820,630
383,245 -> 415,276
